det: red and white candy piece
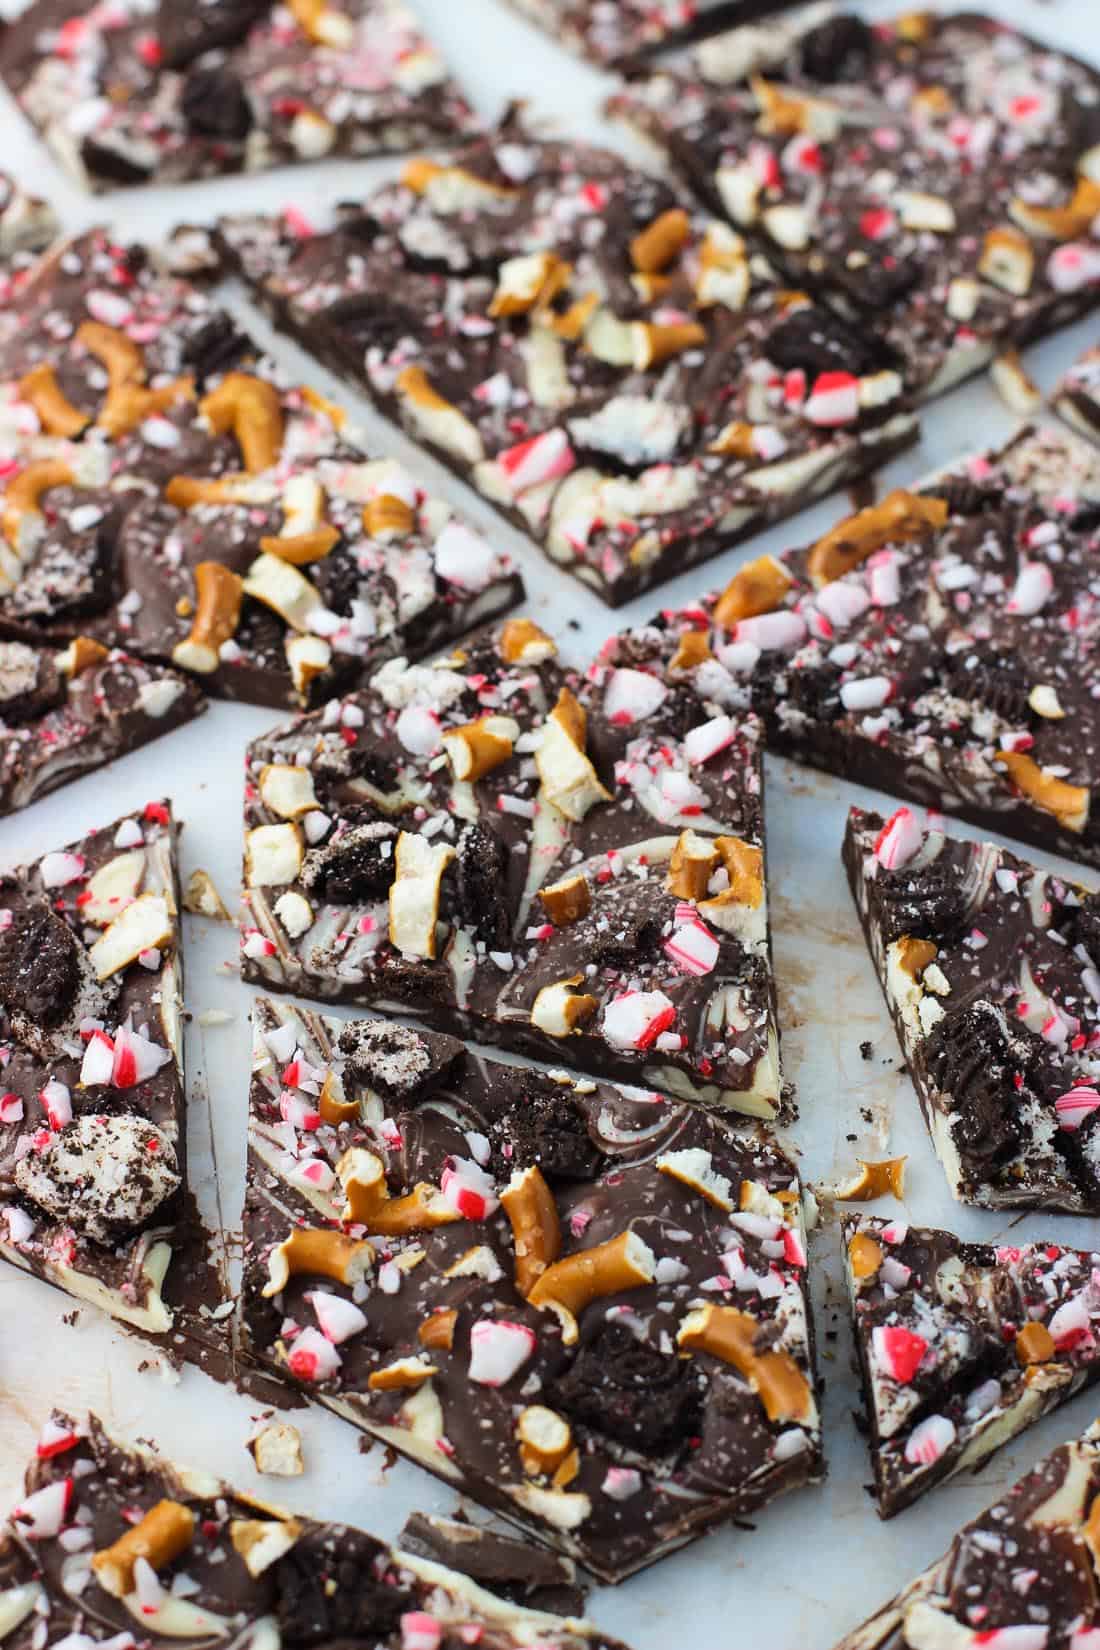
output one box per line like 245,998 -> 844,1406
814,580 -> 870,629
36,1418 -> 81,1460
307,1290 -> 368,1345
904,1413 -> 956,1466
601,1466 -> 642,1500
1048,243 -> 1100,293
286,1326 -> 342,1383
803,371 -> 860,426
734,611 -> 806,651
440,1158 -> 499,1221
110,1024 -> 171,1089
498,429 -> 575,497
288,1157 -> 335,1193
1054,1085 -> 1100,1131
602,990 -> 676,1050
468,1319 -> 536,1386
840,676 -> 892,712
11,1477 -> 73,1539
80,1030 -> 115,1087
873,807 -> 923,871
684,715 -> 735,766
433,522 -> 497,592
871,1324 -> 928,1384
1048,1294 -> 1093,1352
603,667 -> 668,725
0,1091 -> 23,1124
664,915 -> 720,976
40,1080 -> 72,1132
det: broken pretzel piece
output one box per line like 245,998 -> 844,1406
18,364 -> 88,438
806,490 -> 948,586
500,1164 -> 562,1296
834,1156 -> 907,1202
442,716 -> 515,782
172,562 -> 243,675
91,1499 -> 196,1597
535,687 -> 612,823
247,1421 -> 304,1477
3,459 -> 75,551
538,873 -> 590,928
713,554 -> 793,627
517,1406 -> 574,1477
678,1304 -> 815,1425
995,750 -> 1089,832
336,1146 -> 459,1235
263,1226 -> 374,1296
528,1229 -> 656,1344
200,374 -> 284,475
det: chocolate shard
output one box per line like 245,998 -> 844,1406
843,1213 -> 1100,1520
1,0 -> 477,189
648,424 -> 1100,870
0,228 -> 521,711
2,1411 -> 632,1650
214,127 -> 917,607
827,1420 -> 1100,1648
242,998 -> 821,1582
845,805 -> 1100,1213
240,619 -> 782,1119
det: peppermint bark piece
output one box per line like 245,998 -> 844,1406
0,230 -> 521,711
648,424 -> 1100,868
241,997 -> 821,1582
843,1213 -> 1100,1519
214,129 -> 917,606
0,639 -> 205,818
241,618 -> 782,1117
0,0 -> 477,194
1,1412 -> 630,1650
0,801 -> 194,1333
1055,344 -> 1100,445
844,805 -> 1100,1214
499,0 -> 798,66
827,1420 -> 1100,1650
610,11 -> 1100,399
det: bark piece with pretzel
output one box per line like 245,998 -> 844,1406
841,1212 -> 1100,1520
0,229 -> 522,710
213,123 -> 917,607
239,615 -> 783,1118
240,996 -> 820,1582
609,10 -> 1100,401
0,0 -> 477,194
844,805 -> 1100,1216
0,1410 -> 631,1650
643,425 -> 1100,869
